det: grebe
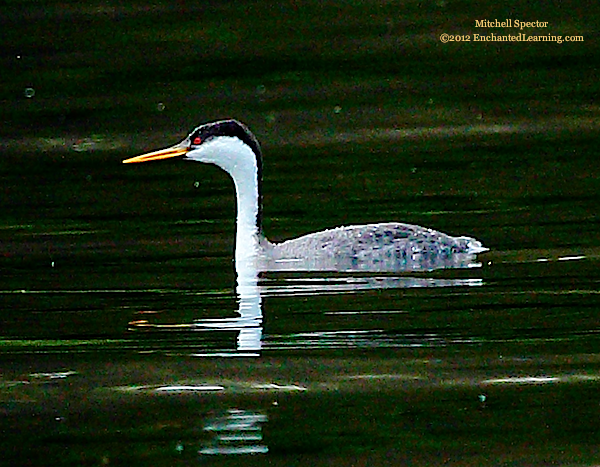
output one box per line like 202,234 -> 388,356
123,119 -> 487,271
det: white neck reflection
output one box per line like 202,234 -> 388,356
190,258 -> 263,357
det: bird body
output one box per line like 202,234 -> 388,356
261,222 -> 484,271
124,119 -> 487,272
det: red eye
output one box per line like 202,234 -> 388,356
193,137 -> 201,145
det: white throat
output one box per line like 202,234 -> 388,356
188,137 -> 261,264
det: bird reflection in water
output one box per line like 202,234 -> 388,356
200,409 -> 268,455
127,254 -> 484,355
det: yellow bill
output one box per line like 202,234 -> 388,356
122,146 -> 188,164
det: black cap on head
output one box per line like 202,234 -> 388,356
189,120 -> 262,160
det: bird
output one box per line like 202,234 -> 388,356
123,119 -> 487,272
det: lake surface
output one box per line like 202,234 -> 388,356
2,121 -> 600,466
2,1 -> 600,465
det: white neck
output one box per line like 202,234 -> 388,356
189,137 -> 262,264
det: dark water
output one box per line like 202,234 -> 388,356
2,1 -> 600,465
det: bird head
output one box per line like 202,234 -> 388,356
122,119 -> 262,169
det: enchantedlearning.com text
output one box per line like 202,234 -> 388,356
440,33 -> 583,44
